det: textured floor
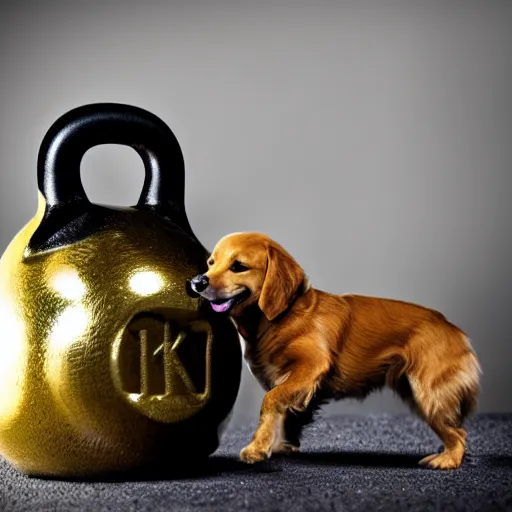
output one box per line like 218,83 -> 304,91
1,413 -> 511,512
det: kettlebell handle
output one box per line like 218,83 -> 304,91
38,103 -> 188,217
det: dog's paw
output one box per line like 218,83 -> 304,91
272,442 -> 300,455
239,443 -> 270,464
419,452 -> 462,470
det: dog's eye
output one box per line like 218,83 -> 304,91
208,259 -> 214,266
230,261 -> 249,273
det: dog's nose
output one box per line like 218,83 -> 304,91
190,274 -> 209,293
185,280 -> 199,298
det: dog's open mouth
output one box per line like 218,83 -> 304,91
209,289 -> 250,313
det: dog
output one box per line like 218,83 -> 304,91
187,232 -> 481,470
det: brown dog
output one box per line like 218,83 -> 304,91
188,232 -> 481,470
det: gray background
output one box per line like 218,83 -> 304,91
1,1 -> 511,422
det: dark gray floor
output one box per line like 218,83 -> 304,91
1,413 -> 511,512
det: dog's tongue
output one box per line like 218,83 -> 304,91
210,298 -> 234,313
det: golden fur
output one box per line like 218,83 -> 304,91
196,232 -> 481,470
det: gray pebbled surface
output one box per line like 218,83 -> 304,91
1,413 -> 511,512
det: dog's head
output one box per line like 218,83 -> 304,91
187,232 -> 305,321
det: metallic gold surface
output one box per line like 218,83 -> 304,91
0,193 -> 242,477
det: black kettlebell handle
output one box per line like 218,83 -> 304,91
38,103 -> 189,217
26,103 -> 198,254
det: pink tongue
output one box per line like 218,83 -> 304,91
211,299 -> 234,313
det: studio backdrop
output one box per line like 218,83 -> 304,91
1,0 -> 510,421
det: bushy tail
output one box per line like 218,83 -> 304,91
458,346 -> 482,423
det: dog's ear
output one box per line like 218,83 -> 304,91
258,243 -> 305,321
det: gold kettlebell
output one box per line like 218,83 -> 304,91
0,103 -> 242,478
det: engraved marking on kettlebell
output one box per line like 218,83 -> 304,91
112,313 -> 213,423
139,322 -> 198,397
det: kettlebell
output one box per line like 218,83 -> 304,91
0,103 -> 242,478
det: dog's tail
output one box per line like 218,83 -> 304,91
457,342 -> 482,423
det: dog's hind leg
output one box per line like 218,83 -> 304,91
405,336 -> 481,470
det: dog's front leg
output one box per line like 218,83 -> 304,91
240,361 -> 327,464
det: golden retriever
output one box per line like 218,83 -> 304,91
187,232 -> 481,470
